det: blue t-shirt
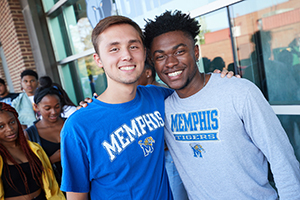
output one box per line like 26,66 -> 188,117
61,85 -> 174,200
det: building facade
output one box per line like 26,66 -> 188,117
0,0 -> 299,159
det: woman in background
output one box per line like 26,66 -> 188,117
25,83 -> 65,186
0,102 -> 65,199
39,76 -> 76,118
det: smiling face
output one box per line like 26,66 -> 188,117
150,31 -> 202,95
35,94 -> 61,123
0,111 -> 18,146
93,24 -> 146,87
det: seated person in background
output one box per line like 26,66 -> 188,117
25,83 -> 66,186
0,78 -> 19,105
0,102 -> 65,200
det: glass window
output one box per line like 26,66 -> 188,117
47,11 -> 70,61
47,0 -> 93,61
41,0 -> 59,13
58,63 -> 77,104
278,115 -> 300,161
227,0 -> 300,165
63,0 -> 93,55
193,0 -> 300,164
58,55 -> 107,104
77,55 -> 107,98
196,8 -> 234,73
230,0 -> 300,104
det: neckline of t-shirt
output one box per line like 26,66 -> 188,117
173,72 -> 215,101
92,89 -> 141,108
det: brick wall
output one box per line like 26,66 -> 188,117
0,52 -> 5,82
0,0 -> 36,92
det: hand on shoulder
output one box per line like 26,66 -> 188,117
213,69 -> 241,78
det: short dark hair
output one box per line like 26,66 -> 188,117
39,76 -> 52,88
20,69 -> 38,80
144,10 -> 200,49
92,15 -> 144,55
0,78 -> 5,85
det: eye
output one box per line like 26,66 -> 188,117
130,45 -> 138,50
0,125 -> 3,129
175,49 -> 185,55
110,47 -> 119,52
10,120 -> 15,124
155,55 -> 166,61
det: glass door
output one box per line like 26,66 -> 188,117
229,0 -> 300,161
193,0 -> 300,162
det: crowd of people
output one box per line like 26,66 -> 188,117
0,70 -> 76,199
0,9 -> 299,200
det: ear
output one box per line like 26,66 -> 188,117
194,45 -> 199,60
93,53 -> 104,68
33,103 -> 39,112
145,69 -> 152,78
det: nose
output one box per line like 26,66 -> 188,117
50,108 -> 58,115
121,49 -> 133,61
7,124 -> 14,132
165,54 -> 179,68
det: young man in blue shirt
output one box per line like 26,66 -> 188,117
60,15 -> 174,200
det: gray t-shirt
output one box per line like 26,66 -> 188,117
164,73 -> 300,200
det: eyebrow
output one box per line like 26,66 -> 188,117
43,103 -> 60,107
152,43 -> 187,55
0,117 -> 14,124
107,39 -> 142,47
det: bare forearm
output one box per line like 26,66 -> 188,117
49,149 -> 61,164
66,192 -> 88,200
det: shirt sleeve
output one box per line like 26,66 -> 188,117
60,123 -> 90,193
241,82 -> 300,200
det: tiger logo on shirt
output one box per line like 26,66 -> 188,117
190,143 -> 206,158
139,137 -> 155,157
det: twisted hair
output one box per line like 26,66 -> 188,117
39,76 -> 75,107
144,10 -> 200,49
0,103 -> 43,195
34,78 -> 63,106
